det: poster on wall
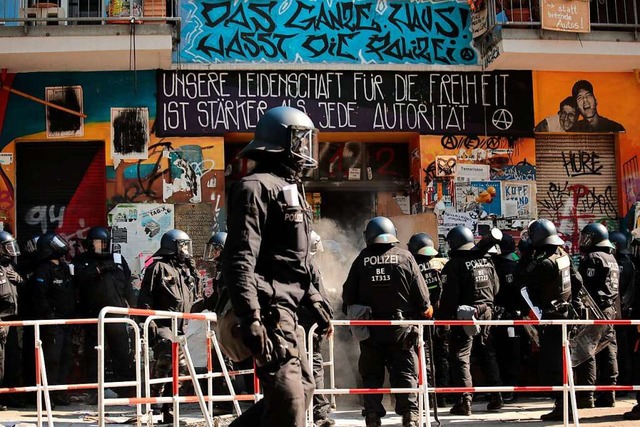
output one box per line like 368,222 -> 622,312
46,86 -> 84,138
108,203 -> 174,289
110,107 -> 150,166
455,181 -> 502,216
541,0 -> 590,33
503,181 -> 535,219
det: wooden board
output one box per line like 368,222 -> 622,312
541,0 -> 590,33
388,212 -> 438,250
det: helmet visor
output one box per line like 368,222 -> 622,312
177,239 -> 193,259
289,126 -> 318,169
203,243 -> 222,261
4,241 -> 20,257
50,235 -> 70,255
92,239 -> 112,255
24,237 -> 39,254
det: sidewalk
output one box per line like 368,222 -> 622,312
0,396 -> 637,426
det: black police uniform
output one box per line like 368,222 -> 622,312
492,253 -> 525,395
0,262 -> 23,403
342,244 -> 430,421
73,252 -> 135,388
576,249 -> 619,405
413,256 -> 449,404
521,246 -> 578,409
31,260 -> 76,395
615,252 -> 636,387
137,255 -> 201,413
223,164 -> 324,427
438,251 -> 501,408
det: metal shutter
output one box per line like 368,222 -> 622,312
535,134 -> 618,254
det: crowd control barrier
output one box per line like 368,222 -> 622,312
309,318 -> 640,427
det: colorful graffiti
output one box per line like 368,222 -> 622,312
179,0 -> 476,65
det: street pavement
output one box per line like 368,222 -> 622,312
0,394 -> 637,427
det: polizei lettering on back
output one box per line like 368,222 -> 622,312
363,254 -> 399,266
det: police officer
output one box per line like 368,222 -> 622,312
0,231 -> 23,410
520,219 -> 581,421
342,217 -> 431,427
609,231 -> 636,389
31,233 -> 76,406
137,229 -> 202,423
73,227 -> 135,403
407,232 -> 449,407
575,223 -> 619,408
438,226 -> 502,416
222,106 -> 332,427
491,233 -> 524,403
200,231 -> 227,312
298,231 -> 335,427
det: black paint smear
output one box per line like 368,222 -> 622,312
113,108 -> 148,154
48,86 -> 82,133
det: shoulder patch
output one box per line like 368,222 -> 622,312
586,268 -> 596,277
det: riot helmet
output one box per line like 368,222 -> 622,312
609,231 -> 630,255
203,231 -> 227,261
446,226 -> 475,251
364,216 -> 399,246
37,232 -> 69,260
408,233 -> 438,257
579,222 -> 613,251
86,226 -> 112,256
498,233 -> 516,255
23,235 -> 39,255
310,230 -> 323,256
527,219 -> 564,248
155,229 -> 192,260
238,106 -> 318,170
0,231 -> 20,261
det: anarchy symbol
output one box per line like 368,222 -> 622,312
460,48 -> 475,61
492,109 -> 513,130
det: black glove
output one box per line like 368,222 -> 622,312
402,326 -> 420,350
5,269 -> 23,284
240,313 -> 273,358
310,301 -> 332,337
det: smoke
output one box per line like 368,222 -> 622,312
312,218 -> 367,406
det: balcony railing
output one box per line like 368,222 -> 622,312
492,0 -> 639,33
0,0 -> 178,26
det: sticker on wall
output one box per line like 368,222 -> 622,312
455,164 -> 490,182
46,86 -> 84,138
110,107 -> 150,167
436,156 -> 457,178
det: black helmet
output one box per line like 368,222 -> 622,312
86,226 -> 112,256
408,233 -> 438,257
579,223 -> 613,251
609,231 -> 630,255
446,226 -> 475,251
23,235 -> 40,255
203,231 -> 227,261
528,219 -> 564,248
0,231 -> 20,260
155,229 -> 192,260
238,106 -> 318,169
498,233 -> 516,255
364,216 -> 399,246
517,237 -> 533,257
37,232 -> 69,260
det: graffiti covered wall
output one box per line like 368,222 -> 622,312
534,71 -> 640,240
179,0 -> 477,65
0,71 -> 225,265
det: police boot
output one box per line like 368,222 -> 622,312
161,405 -> 173,424
486,393 -> 504,411
449,397 -> 472,416
364,413 -> 381,427
314,417 -> 336,427
540,403 -> 573,422
623,404 -> 640,420
402,412 -> 418,427
576,395 -> 594,409
594,392 -> 615,407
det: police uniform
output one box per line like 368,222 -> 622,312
223,165 -> 324,427
438,251 -> 501,410
413,256 -> 449,405
31,260 -> 76,399
73,252 -> 135,390
137,255 -> 201,414
615,251 -> 636,387
342,244 -> 430,423
521,245 -> 577,413
576,249 -> 619,406
0,262 -> 23,407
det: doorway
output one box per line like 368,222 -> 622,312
16,141 -> 106,254
318,191 -> 374,244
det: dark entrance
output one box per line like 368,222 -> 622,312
320,191 -> 374,238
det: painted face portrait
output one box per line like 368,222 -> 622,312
575,89 -> 598,119
558,105 -> 577,131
